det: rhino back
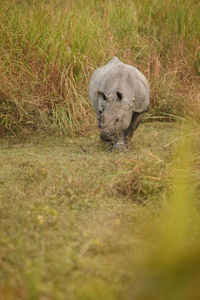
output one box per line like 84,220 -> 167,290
89,57 -> 121,118
89,57 -> 150,116
126,65 -> 150,112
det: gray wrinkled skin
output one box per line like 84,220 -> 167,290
89,57 -> 150,149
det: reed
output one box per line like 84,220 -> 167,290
0,0 -> 199,136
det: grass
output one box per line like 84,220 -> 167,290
0,0 -> 200,299
0,0 -> 200,135
0,121 -> 200,299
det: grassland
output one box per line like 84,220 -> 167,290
0,0 -> 200,299
0,121 -> 200,300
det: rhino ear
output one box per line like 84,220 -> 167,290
97,91 -> 107,101
116,92 -> 123,101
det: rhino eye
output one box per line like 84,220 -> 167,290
115,116 -> 119,123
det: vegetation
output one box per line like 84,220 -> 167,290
0,0 -> 199,135
0,120 -> 200,300
0,121 -> 199,300
0,1 -> 200,299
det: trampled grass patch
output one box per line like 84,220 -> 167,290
0,123 -> 174,299
0,122 -> 199,299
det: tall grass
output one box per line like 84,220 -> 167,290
0,0 -> 199,136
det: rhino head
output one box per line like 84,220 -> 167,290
97,91 -> 135,144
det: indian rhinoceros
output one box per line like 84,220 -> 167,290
89,56 -> 150,149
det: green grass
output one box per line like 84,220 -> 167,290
0,0 -> 200,135
0,122 -> 200,299
0,1 -> 200,299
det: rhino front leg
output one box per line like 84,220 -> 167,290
114,132 -> 126,150
124,112 -> 146,142
98,118 -> 101,129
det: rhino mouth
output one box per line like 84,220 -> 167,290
100,130 -> 115,142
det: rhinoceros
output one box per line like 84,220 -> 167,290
89,57 -> 150,149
